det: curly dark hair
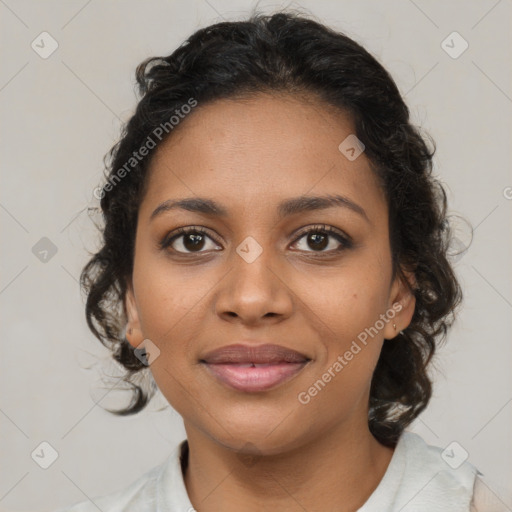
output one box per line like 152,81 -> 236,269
80,10 -> 464,447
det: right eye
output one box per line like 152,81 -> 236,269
160,226 -> 222,254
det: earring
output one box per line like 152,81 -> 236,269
393,323 -> 396,330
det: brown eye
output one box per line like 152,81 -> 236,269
181,232 -> 206,251
306,232 -> 329,251
291,225 -> 352,253
160,227 -> 222,254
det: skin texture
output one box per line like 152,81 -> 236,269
125,92 -> 416,511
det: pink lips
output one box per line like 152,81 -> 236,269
200,343 -> 310,392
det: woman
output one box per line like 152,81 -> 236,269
57,11 -> 501,512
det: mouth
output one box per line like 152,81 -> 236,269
200,343 -> 311,392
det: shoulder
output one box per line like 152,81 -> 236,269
470,476 -> 511,512
392,431 -> 479,511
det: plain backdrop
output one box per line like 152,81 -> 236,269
1,0 -> 511,510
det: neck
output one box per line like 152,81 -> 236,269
182,419 -> 394,512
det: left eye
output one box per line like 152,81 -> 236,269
292,226 -> 351,253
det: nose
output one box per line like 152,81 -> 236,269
214,244 -> 294,326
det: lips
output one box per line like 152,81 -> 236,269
201,343 -> 309,364
200,343 -> 310,392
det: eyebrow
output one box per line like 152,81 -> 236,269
150,194 -> 369,222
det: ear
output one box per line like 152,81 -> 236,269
124,280 -> 144,349
383,268 -> 417,340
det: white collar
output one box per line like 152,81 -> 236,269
154,431 -> 477,511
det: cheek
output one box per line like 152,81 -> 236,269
299,258 -> 391,389
132,247 -> 211,338
303,262 -> 391,339
295,273 -> 390,422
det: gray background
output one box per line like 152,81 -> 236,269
1,0 -> 511,510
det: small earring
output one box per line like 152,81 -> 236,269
393,323 -> 396,330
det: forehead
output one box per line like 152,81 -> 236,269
140,92 -> 386,221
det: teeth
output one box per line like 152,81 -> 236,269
235,363 -> 274,368
222,362 -> 297,367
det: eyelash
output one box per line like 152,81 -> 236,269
159,224 -> 353,256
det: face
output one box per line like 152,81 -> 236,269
125,92 -> 415,455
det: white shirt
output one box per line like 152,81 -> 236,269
54,431 -> 500,511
